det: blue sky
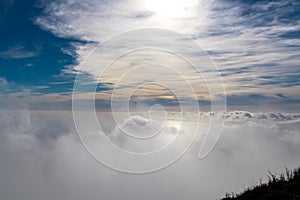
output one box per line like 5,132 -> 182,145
0,0 -> 76,86
0,0 -> 300,111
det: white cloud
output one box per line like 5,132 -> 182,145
0,45 -> 39,59
35,0 -> 300,102
36,0 -> 211,41
0,77 -> 8,87
0,110 -> 299,200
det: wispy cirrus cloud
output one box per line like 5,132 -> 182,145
0,45 -> 40,59
199,0 -> 300,98
34,0 -> 300,108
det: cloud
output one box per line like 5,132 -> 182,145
34,0 -> 300,105
108,114 -> 181,153
223,111 -> 300,122
35,0 -> 211,41
0,77 -> 8,87
0,110 -> 300,200
199,0 -> 300,97
0,45 -> 39,59
0,76 -> 25,94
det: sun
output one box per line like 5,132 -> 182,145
143,0 -> 198,19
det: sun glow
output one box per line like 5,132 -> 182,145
143,0 -> 198,19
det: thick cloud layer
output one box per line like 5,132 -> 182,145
0,110 -> 299,200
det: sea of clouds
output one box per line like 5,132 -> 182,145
0,109 -> 299,200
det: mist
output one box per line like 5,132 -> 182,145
0,110 -> 299,200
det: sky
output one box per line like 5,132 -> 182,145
0,0 -> 300,111
0,1 -> 300,200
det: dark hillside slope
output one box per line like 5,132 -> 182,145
221,167 -> 300,200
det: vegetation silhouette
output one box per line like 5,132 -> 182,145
221,167 -> 300,200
